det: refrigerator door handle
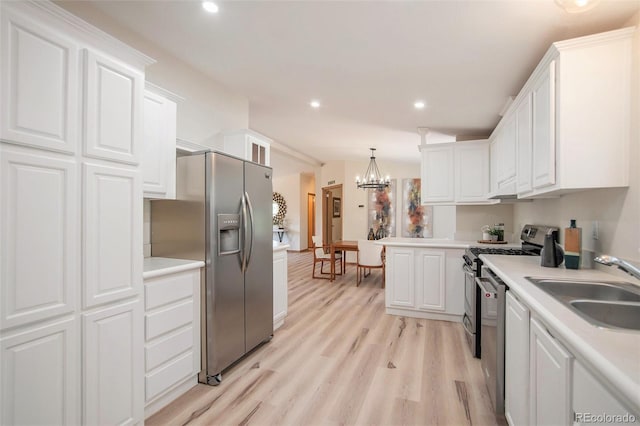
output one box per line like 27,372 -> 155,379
244,191 -> 255,268
241,193 -> 248,272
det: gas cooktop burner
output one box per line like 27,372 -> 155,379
468,247 -> 536,256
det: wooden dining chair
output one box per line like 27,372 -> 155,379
356,239 -> 385,288
312,236 -> 342,279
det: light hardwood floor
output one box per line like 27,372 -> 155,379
148,251 -> 499,426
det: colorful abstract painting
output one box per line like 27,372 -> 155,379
367,180 -> 396,238
402,178 -> 432,238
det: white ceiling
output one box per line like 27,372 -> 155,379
67,0 -> 639,171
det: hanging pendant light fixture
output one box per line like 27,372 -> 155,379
355,148 -> 390,190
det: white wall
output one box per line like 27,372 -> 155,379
299,173 -> 315,250
513,12 -> 640,266
273,175 -> 300,250
456,204 -> 515,242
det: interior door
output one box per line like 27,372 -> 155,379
307,193 -> 315,249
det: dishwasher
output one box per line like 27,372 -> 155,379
477,266 -> 507,417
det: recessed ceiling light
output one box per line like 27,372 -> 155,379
310,100 -> 321,109
555,0 -> 600,13
414,101 -> 425,109
202,1 -> 219,13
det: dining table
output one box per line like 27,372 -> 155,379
329,240 -> 359,281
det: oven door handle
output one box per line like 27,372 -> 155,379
476,277 -> 497,299
462,313 -> 475,335
462,263 -> 474,275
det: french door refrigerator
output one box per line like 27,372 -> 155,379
151,151 -> 273,386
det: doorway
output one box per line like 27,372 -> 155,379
307,193 -> 315,250
322,184 -> 343,246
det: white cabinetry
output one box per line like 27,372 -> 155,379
385,246 -> 463,321
273,247 -> 288,330
0,2 -> 152,424
84,49 -> 143,165
0,8 -> 79,153
142,84 -> 180,199
495,114 -> 517,195
83,299 -> 143,426
505,291 -> 530,426
221,129 -> 272,166
0,150 -> 78,329
143,267 -> 201,418
505,28 -> 633,198
515,93 -> 533,194
420,140 -> 492,205
0,318 -> 78,426
572,361 -> 634,426
530,317 -> 572,426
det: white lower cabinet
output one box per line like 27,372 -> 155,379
83,299 -> 144,426
572,361 -> 636,426
385,247 -> 463,320
1,317 -> 78,426
273,248 -> 288,330
143,268 -> 201,418
529,317 -> 573,426
505,291 -> 530,426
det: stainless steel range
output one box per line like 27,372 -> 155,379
461,224 -> 558,358
463,224 -> 559,418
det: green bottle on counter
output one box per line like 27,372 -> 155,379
564,219 -> 581,269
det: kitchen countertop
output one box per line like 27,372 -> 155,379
143,257 -> 205,279
479,255 -> 640,415
377,237 -> 521,249
273,241 -> 290,252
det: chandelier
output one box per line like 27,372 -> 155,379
355,148 -> 390,190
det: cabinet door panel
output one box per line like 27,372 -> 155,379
532,61 -> 556,189
142,91 -> 176,199
1,10 -> 78,153
455,143 -> 489,202
530,317 -> 572,426
84,50 -> 143,164
385,248 -> 414,308
415,250 -> 445,311
505,291 -> 530,426
1,318 -> 78,425
273,250 -> 288,328
498,115 -> 516,192
516,94 -> 533,194
421,146 -> 454,202
83,300 -> 143,426
1,150 -> 77,329
83,163 -> 142,308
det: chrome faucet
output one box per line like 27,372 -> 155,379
594,255 -> 640,280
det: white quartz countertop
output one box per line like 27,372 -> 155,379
143,257 -> 205,279
377,237 -> 521,249
479,255 -> 640,414
273,241 -> 290,252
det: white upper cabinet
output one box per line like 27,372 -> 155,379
455,140 -> 491,203
221,129 -> 272,166
531,60 -> 556,190
142,84 -> 179,199
1,149 -> 78,329
0,9 -> 79,154
497,27 -> 633,199
516,93 -> 533,195
497,114 -> 517,194
84,49 -> 144,165
421,140 -> 492,205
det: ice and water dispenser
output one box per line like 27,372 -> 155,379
217,213 -> 241,255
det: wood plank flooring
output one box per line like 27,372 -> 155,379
148,251 -> 499,426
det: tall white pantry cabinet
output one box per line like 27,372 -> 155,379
0,2 -> 154,425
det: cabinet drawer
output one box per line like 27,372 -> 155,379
145,352 -> 194,402
145,271 -> 196,310
145,326 -> 193,372
145,299 -> 193,341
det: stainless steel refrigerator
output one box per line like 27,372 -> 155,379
151,151 -> 273,386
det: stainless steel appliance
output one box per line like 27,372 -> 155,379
151,151 -> 273,386
461,224 -> 557,359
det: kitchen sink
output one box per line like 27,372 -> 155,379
570,301 -> 640,331
525,277 -> 640,331
526,278 -> 640,303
